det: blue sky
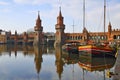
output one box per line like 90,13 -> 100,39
0,0 -> 120,34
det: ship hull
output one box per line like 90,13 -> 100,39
78,45 -> 116,57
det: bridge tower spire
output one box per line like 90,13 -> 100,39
33,11 -> 43,46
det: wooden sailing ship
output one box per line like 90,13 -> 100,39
78,0 -> 117,57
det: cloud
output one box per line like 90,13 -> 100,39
0,1 -> 11,13
1,9 -> 11,13
108,2 -> 120,28
1,0 -> 120,33
13,0 -> 33,4
13,0 -> 57,5
0,1 -> 10,5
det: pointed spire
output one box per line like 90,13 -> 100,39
59,7 -> 62,17
36,11 -> 41,27
57,7 -> 64,25
37,11 -> 41,21
58,0 -> 62,17
34,11 -> 43,31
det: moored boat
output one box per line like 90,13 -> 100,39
62,43 -> 78,53
78,0 -> 117,57
78,45 -> 117,57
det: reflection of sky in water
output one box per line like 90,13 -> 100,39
0,50 -> 117,80
0,52 -> 35,80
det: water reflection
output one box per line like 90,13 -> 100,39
55,46 -> 64,80
55,46 -> 117,80
0,45 -> 119,80
34,45 -> 43,75
78,55 -> 116,72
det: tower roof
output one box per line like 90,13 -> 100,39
36,11 -> 41,26
34,11 -> 43,31
37,11 -> 41,22
57,7 -> 63,18
59,7 -> 62,17
55,6 -> 65,29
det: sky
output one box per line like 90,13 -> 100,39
0,0 -> 120,34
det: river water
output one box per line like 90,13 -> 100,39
0,45 -> 119,80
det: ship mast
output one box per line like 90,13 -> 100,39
104,0 -> 106,39
72,20 -> 75,33
83,0 -> 85,28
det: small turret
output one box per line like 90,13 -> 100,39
108,22 -> 112,38
9,30 -> 11,36
14,30 -> 18,43
83,27 -> 88,34
108,22 -> 112,33
15,30 -> 17,36
23,32 -> 28,43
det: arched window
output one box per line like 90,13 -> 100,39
101,36 -> 104,40
78,36 -> 80,40
72,36 -> 74,40
119,35 -> 120,39
76,36 -> 78,40
98,36 -> 100,39
81,36 -> 82,39
117,35 -> 120,39
113,35 -> 117,39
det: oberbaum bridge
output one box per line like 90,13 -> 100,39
0,8 -> 120,46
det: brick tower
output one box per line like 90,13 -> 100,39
33,11 -> 43,46
54,7 -> 65,47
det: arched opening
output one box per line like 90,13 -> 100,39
78,36 -> 80,40
113,35 -> 117,39
117,35 -> 120,39
81,36 -> 82,40
75,36 -> 78,40
119,35 -> 120,39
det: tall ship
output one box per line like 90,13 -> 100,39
78,0 -> 117,57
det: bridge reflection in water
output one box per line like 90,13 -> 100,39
0,45 -> 119,80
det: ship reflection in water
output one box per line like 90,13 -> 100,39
0,45 -> 119,80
